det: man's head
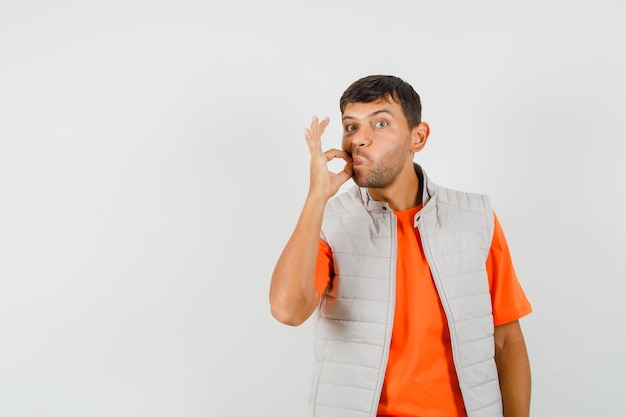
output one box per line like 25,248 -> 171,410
340,75 -> 422,128
339,75 -> 430,193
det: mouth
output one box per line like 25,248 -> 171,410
350,151 -> 366,166
352,156 -> 364,166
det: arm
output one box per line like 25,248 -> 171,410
269,117 -> 352,326
494,320 -> 531,417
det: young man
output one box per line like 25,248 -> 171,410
270,75 -> 532,417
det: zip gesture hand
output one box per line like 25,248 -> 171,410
304,116 -> 353,202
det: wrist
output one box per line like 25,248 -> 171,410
305,191 -> 329,209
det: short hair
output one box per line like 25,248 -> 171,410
339,75 -> 422,127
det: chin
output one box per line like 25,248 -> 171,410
353,176 -> 374,188
352,174 -> 366,187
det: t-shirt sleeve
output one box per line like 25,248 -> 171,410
315,238 -> 334,297
487,213 -> 532,326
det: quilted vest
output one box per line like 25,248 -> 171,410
311,165 -> 502,417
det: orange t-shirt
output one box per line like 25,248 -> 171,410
315,207 -> 532,417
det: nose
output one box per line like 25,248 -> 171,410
351,126 -> 372,149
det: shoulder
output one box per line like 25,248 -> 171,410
428,181 -> 493,218
324,186 -> 364,217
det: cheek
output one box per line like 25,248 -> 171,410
341,137 -> 351,152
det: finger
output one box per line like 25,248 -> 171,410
304,126 -> 323,153
305,116 -> 329,153
317,117 -> 330,136
309,115 -> 328,128
304,117 -> 318,143
324,148 -> 352,163
337,161 -> 353,182
310,116 -> 329,139
309,116 -> 321,139
330,159 -> 353,189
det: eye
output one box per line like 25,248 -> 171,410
345,124 -> 357,132
375,120 -> 388,128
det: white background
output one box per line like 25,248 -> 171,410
1,0 -> 625,415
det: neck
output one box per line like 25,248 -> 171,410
367,162 -> 421,211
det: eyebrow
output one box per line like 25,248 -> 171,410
342,109 -> 393,122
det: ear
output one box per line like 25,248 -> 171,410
410,122 -> 430,153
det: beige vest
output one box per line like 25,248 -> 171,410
311,166 -> 502,417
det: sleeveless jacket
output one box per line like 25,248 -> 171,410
311,164 -> 503,417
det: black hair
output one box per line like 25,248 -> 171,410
339,75 -> 422,127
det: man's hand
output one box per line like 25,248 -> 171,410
304,116 -> 353,201
269,116 -> 353,326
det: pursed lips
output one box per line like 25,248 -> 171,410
350,151 -> 366,166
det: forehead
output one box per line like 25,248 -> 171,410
341,96 -> 404,121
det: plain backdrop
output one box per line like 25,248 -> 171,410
1,0 -> 625,416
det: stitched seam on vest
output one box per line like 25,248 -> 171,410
331,250 -> 392,257
469,396 -> 500,411
320,358 -> 378,368
435,198 -> 491,216
330,275 -> 390,281
445,291 -> 490,302
457,334 -> 492,346
430,248 -> 489,259
470,378 -> 499,390
319,381 -> 377,390
436,266 -> 489,275
461,357 -> 498,374
316,404 -> 370,414
424,224 -> 490,236
316,338 -> 383,352
452,313 -> 492,324
317,316 -> 388,325
324,294 -> 391,302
